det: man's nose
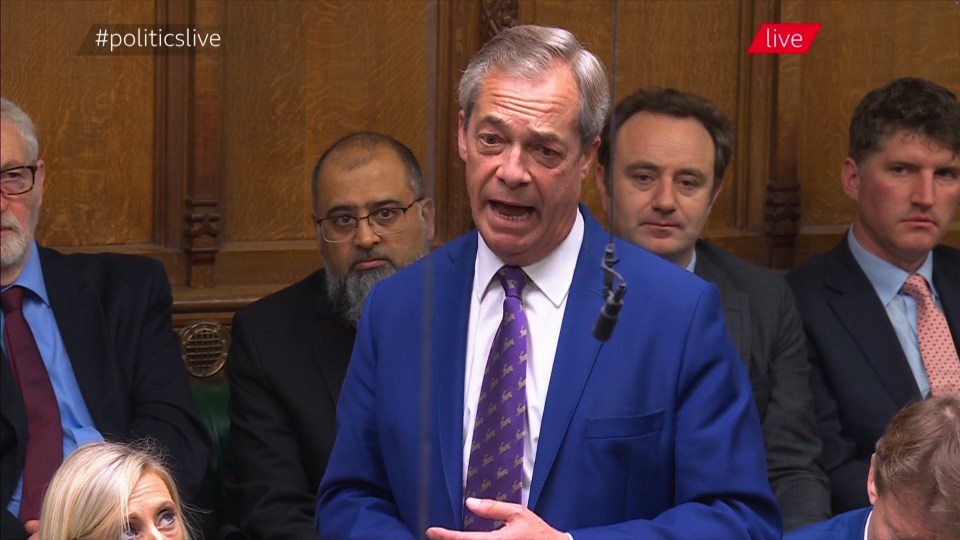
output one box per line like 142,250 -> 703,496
354,217 -> 382,249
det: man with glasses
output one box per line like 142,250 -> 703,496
1,98 -> 210,540
225,131 -> 434,538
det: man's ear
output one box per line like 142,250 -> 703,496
867,453 -> 878,505
595,165 -> 610,219
312,212 -> 325,252
707,177 -> 724,210
841,157 -> 862,201
34,158 -> 45,208
419,198 -> 436,242
580,135 -> 601,179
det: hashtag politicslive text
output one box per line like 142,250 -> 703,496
79,25 -> 221,55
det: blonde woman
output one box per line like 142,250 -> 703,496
38,441 -> 193,540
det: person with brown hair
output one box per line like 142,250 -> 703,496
787,77 -> 960,513
596,87 -> 830,530
787,396 -> 960,539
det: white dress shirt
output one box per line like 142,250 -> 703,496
462,210 -> 584,506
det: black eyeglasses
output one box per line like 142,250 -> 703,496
0,165 -> 37,196
316,198 -> 423,243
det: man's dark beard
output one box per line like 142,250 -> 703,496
325,264 -> 398,325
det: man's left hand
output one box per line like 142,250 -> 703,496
425,497 -> 568,540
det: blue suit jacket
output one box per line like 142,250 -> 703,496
317,208 -> 780,539
786,507 -> 870,540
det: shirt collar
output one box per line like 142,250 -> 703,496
685,249 -> 697,273
2,242 -> 50,306
847,226 -> 935,306
864,508 -> 872,540
475,209 -> 584,308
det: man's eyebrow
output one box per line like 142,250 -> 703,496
674,167 -> 708,180
323,198 -> 407,216
1,161 -> 29,170
526,128 -> 563,146
476,115 -> 564,146
476,115 -> 506,131
624,160 -> 663,173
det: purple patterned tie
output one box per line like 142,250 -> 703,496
464,266 -> 528,531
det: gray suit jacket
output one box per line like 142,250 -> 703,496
695,240 -> 830,530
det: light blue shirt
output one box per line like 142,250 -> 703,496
847,227 -> 942,398
0,242 -> 103,518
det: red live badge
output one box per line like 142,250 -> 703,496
747,23 -> 821,54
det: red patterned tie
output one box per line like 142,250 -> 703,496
1,286 -> 63,521
901,274 -> 960,396
464,266 -> 528,531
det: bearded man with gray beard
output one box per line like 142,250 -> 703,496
224,131 -> 435,539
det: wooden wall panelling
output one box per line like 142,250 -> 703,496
0,0 -> 163,256
214,0 -> 437,288
765,0 -> 804,270
435,0 -> 482,243
735,0 -> 781,267
789,0 -> 960,265
155,0 -> 191,285
181,0 -> 225,288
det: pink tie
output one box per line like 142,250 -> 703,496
901,274 -> 960,396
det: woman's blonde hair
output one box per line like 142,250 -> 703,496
38,441 -> 193,540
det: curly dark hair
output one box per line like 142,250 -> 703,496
849,78 -> 960,167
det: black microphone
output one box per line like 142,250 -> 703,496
593,242 -> 627,341
593,0 -> 626,342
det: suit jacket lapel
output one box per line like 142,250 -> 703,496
529,208 -> 605,509
308,272 -> 355,409
694,244 -> 751,368
932,248 -> 960,352
433,233 -> 478,521
824,240 -> 919,405
1,349 -> 27,445
39,248 -> 125,435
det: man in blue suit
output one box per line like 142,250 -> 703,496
787,397 -> 960,540
317,25 -> 780,539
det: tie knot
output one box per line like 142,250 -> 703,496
902,274 -> 933,302
1,286 -> 26,315
497,266 -> 526,299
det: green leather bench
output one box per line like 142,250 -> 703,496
191,382 -> 234,536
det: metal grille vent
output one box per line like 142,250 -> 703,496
179,322 -> 230,378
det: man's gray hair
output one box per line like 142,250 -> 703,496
458,25 -> 610,149
0,97 -> 39,162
